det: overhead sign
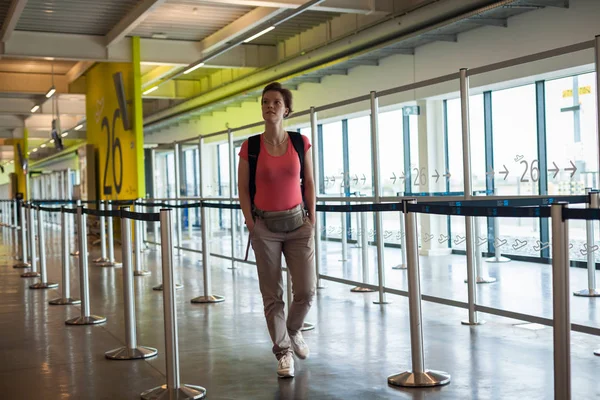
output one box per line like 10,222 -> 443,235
562,86 -> 591,98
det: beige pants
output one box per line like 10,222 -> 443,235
251,217 -> 316,359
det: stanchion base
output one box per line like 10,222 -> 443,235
594,349 -> 600,356
339,258 -> 348,262
105,346 -> 158,360
461,319 -> 486,326
573,288 -> 600,297
141,384 -> 206,400
373,300 -> 390,305
191,295 -> 225,304
134,270 -> 151,276
49,297 -> 81,305
94,257 -> 110,264
13,262 -> 30,269
97,261 -> 122,268
65,315 -> 107,325
392,264 -> 407,270
351,287 -> 375,293
388,370 -> 451,388
30,282 -> 59,289
153,283 -> 184,291
300,322 -> 315,332
486,256 -> 511,263
464,276 -> 497,284
21,271 -> 40,278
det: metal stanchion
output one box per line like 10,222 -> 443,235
575,191 -> 599,296
227,128 -> 237,270
133,201 -> 151,276
12,199 -> 20,259
459,68 -> 484,326
310,106 -> 325,289
551,203 -> 571,399
466,217 -> 496,284
286,268 -> 314,331
49,208 -> 80,305
140,198 -> 150,252
141,209 -> 206,400
393,211 -> 407,270
388,200 -> 451,388
65,206 -> 106,325
106,208 -> 157,360
351,211 -> 374,293
340,212 -> 348,261
21,205 -> 40,278
174,143 -> 183,258
71,199 -> 82,257
30,207 -> 58,289
370,91 -> 388,305
13,201 -> 30,268
486,188 -> 511,263
191,204 -> 223,303
94,200 -> 110,265
104,201 -> 122,268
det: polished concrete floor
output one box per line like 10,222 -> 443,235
1,223 -> 600,399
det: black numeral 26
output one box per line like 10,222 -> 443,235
102,109 -> 123,195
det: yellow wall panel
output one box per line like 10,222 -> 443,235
86,62 -> 144,200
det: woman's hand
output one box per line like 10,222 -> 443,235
246,219 -> 255,233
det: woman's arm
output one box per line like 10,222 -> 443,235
237,157 -> 254,232
303,148 -> 317,225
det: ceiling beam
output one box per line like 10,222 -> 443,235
0,71 -> 68,95
199,0 -> 393,15
199,7 -> 287,55
0,0 -> 28,43
105,0 -> 168,46
66,61 -> 95,83
2,31 -> 276,68
469,17 -> 507,27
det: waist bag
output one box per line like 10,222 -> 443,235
254,204 -> 305,233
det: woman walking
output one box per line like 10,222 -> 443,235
237,82 -> 316,378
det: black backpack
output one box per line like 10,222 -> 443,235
248,131 -> 305,207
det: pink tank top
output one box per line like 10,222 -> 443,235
239,134 -> 311,212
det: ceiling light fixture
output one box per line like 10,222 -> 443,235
30,105 -> 40,113
41,144 -> 46,148
183,62 -> 205,75
74,124 -> 83,131
243,26 -> 275,43
32,148 -> 38,152
143,86 -> 159,95
61,131 -> 68,137
45,86 -> 56,98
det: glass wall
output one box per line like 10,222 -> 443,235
151,67 -> 598,265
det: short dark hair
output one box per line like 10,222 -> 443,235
262,82 -> 293,117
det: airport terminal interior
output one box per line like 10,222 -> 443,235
0,0 -> 599,398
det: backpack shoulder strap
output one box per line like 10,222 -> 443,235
247,135 -> 261,206
287,131 -> 305,201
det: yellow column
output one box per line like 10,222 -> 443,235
132,36 -> 146,198
12,129 -> 28,199
85,38 -> 145,200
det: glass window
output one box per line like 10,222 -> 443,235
347,115 -> 373,196
321,121 -> 344,196
446,94 -> 486,248
546,73 -> 598,259
492,84 -> 539,256
379,109 -> 404,197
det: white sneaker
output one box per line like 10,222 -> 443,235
290,331 -> 309,360
277,352 -> 295,378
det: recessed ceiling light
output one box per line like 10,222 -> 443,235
152,33 -> 167,39
41,144 -> 46,148
74,124 -> 83,131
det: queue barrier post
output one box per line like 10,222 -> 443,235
105,206 -> 157,360
388,200 -> 451,388
30,206 -> 58,289
65,206 -> 106,325
141,209 -> 207,400
49,207 -> 81,305
21,204 -> 40,278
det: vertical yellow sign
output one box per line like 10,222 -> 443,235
86,62 -> 144,200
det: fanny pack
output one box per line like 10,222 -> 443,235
254,204 -> 305,233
